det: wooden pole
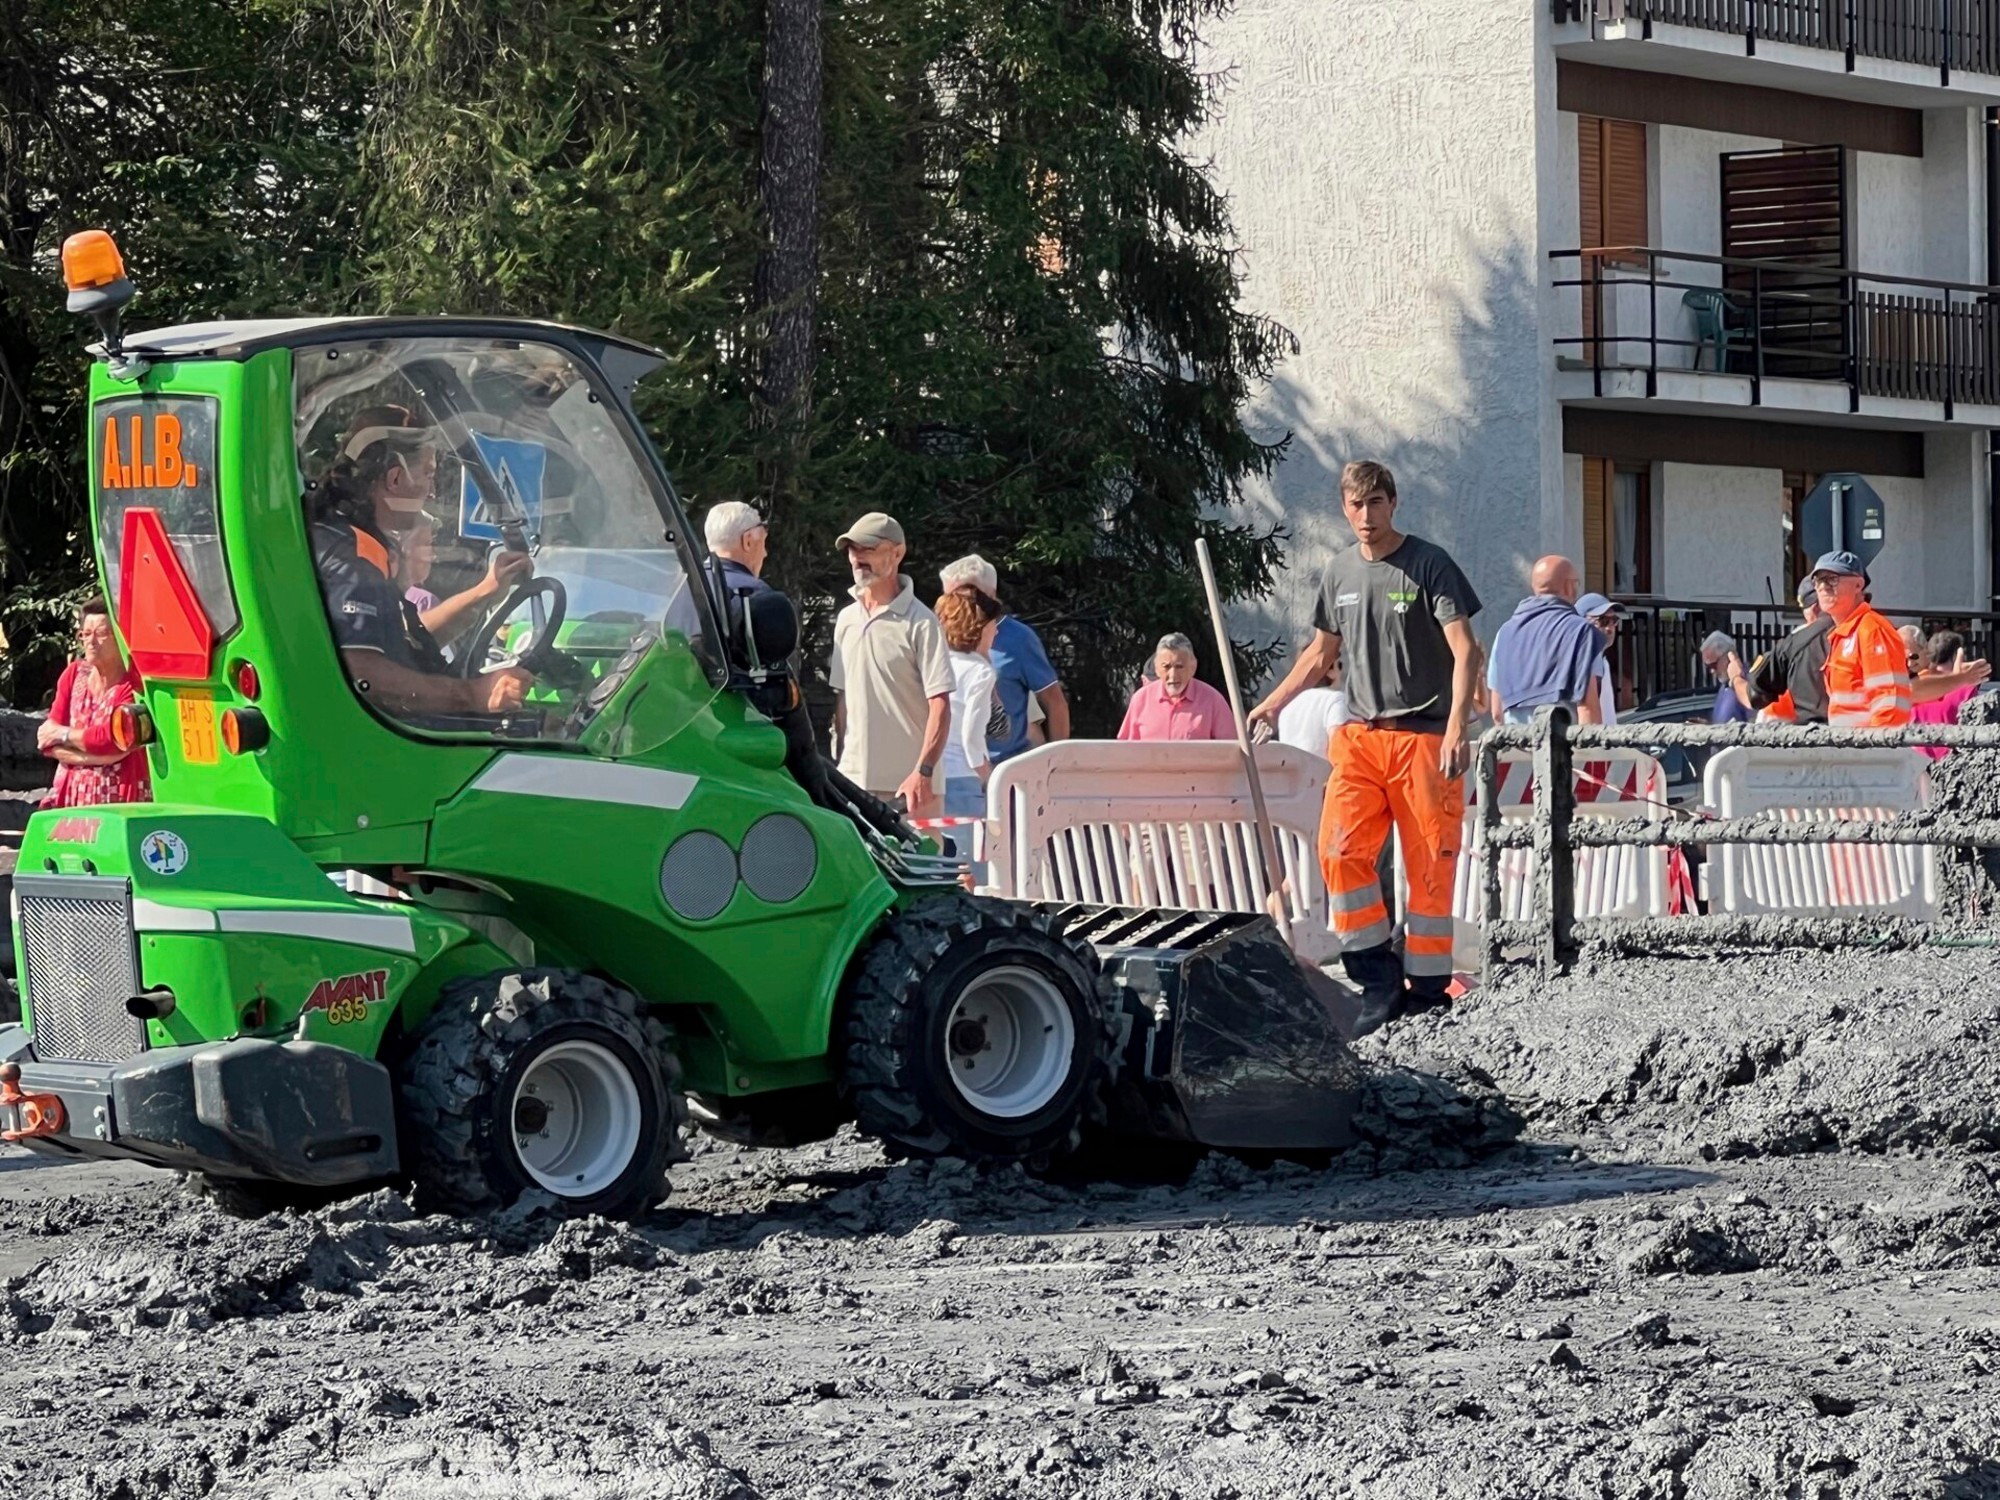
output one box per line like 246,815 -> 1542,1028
1193,538 -> 1294,950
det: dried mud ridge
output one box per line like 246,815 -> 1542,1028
4,944 -> 2000,1497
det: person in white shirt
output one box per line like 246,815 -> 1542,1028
1273,674 -> 1349,760
935,592 -> 1000,818
1571,592 -> 1624,726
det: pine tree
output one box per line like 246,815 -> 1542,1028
3,0 -> 1292,730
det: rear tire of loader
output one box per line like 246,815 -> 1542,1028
838,895 -> 1115,1167
398,969 -> 688,1220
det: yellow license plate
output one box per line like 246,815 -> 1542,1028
177,689 -> 218,765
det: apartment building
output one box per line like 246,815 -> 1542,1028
1204,0 -> 1999,695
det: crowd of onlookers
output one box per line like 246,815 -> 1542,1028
37,479 -> 1999,1034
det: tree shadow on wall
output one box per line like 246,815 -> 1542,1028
1233,232 -> 1547,663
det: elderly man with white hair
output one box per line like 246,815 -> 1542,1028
704,500 -> 770,599
1116,634 -> 1234,742
938,553 -> 1068,764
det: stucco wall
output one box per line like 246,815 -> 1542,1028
1657,463 -> 1783,601
1853,151 -> 1926,278
1650,460 -> 1984,612
1915,431 -> 1987,611
1198,0 -> 1557,660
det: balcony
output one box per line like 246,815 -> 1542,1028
1554,0 -> 2000,103
1551,246 -> 2000,427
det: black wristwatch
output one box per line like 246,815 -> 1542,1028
918,762 -> 935,778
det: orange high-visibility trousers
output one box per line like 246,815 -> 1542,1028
1318,722 -> 1463,978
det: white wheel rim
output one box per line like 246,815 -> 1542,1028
941,965 -> 1076,1119
510,1039 -> 644,1198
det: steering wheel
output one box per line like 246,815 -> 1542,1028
460,575 -> 588,690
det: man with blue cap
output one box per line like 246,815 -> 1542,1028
1572,591 -> 1624,725
1810,550 -> 1910,727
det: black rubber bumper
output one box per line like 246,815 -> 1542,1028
0,1025 -> 400,1185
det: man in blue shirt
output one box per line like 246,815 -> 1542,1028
939,555 -> 1069,761
1702,630 -> 1752,723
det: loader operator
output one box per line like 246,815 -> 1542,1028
312,408 -> 537,722
1249,460 -> 1483,1032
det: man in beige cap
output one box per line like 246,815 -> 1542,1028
830,512 -> 954,815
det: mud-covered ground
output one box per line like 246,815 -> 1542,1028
4,945 -> 2000,1498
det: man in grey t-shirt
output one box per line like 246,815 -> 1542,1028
1250,460 -> 1483,1031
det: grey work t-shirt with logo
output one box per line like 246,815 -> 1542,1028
1310,534 -> 1482,733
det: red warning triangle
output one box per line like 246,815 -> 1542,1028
117,506 -> 214,679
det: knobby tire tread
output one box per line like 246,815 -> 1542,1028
839,894 -> 1116,1167
399,967 -> 688,1218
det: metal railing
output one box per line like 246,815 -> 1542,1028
1555,0 -> 1998,83
1552,246 -> 2000,418
1609,597 -> 2000,701
1476,709 -> 2000,976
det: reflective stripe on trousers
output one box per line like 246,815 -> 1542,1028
1319,722 -> 1463,973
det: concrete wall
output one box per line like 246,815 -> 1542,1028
1861,474 -> 1931,609
1656,463 -> 1783,602
1853,151 -> 1926,278
1198,0 -> 1560,658
1648,457 -> 1987,612
1922,108 -> 1986,284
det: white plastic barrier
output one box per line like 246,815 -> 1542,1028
983,741 -> 1338,963
1454,748 -> 1672,923
1704,746 -> 1936,918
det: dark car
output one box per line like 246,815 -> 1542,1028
1621,690 -> 1720,805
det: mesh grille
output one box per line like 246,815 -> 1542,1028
20,881 -> 145,1063
739,814 -> 816,905
659,831 -> 737,922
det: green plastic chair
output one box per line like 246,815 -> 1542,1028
1682,288 -> 1744,372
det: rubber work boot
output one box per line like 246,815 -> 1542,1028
1400,976 -> 1453,1017
1341,942 -> 1406,1038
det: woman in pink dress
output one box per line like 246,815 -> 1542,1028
37,597 -> 151,807
1904,627 -> 1987,762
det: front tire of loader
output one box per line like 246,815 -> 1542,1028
839,894 -> 1115,1167
398,969 -> 688,1220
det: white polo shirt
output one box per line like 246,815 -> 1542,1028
830,575 -> 955,797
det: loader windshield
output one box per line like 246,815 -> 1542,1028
295,335 -> 718,746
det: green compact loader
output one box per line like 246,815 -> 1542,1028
0,231 -> 1363,1219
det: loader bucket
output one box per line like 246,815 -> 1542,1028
1054,906 -> 1366,1152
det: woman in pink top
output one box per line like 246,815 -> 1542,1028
38,596 -> 151,808
1116,633 -> 1237,742
1906,627 -> 1982,760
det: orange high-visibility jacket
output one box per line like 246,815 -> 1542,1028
1822,604 -> 1912,727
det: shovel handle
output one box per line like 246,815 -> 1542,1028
1194,538 -> 1294,951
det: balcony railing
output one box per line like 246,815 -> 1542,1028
1551,246 -> 2000,417
1556,0 -> 2000,82
1610,596 -> 2000,702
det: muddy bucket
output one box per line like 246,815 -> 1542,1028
1052,906 -> 1366,1152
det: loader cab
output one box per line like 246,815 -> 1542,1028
290,332 -> 724,748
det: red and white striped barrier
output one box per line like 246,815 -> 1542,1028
908,815 -> 986,861
1453,747 -> 1672,923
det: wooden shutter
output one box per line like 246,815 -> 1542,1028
1578,117 -> 1647,350
1579,116 -> 1647,257
1603,120 -> 1647,252
1579,117 -> 1603,250
1582,457 -> 1613,595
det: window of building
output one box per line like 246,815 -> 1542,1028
1582,457 -> 1652,596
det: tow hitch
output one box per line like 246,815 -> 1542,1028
0,1062 -> 68,1143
